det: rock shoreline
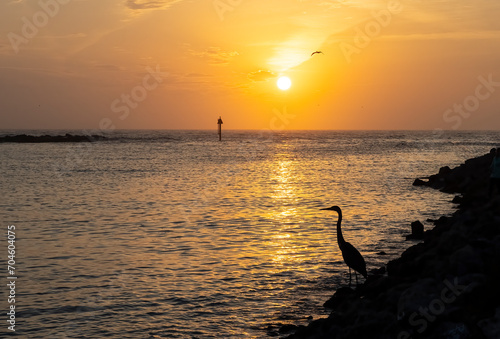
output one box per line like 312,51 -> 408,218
0,134 -> 107,143
283,150 -> 500,338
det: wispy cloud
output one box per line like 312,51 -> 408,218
185,72 -> 211,78
125,0 -> 183,10
248,69 -> 276,81
381,30 -> 500,41
189,47 -> 239,65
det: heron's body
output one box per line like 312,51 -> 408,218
321,205 -> 367,285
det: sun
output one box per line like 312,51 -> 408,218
277,76 -> 292,90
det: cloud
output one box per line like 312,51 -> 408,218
125,0 -> 183,10
248,69 -> 276,81
318,0 -> 355,10
189,47 -> 239,65
380,30 -> 500,41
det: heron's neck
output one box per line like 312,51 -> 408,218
336,211 -> 345,244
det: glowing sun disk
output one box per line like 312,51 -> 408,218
277,76 -> 292,90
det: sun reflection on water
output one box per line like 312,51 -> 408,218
262,150 -> 328,276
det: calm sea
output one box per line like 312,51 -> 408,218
1,130 -> 499,338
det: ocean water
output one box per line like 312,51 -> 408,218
1,130 -> 499,338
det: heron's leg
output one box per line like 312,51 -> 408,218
348,267 -> 352,287
355,271 -> 358,285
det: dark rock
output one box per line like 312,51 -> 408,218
267,325 -> 280,337
323,287 -> 357,310
361,275 -> 396,300
279,324 -> 298,334
411,220 -> 424,236
428,173 -> 445,189
413,178 -> 427,186
439,166 -> 452,175
478,306 -> 500,338
370,266 -> 386,275
405,221 -> 424,240
435,216 -> 450,226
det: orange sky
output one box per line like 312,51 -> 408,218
1,0 -> 500,130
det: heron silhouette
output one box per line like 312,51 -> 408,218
321,206 -> 367,286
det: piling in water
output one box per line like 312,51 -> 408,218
217,116 -> 223,141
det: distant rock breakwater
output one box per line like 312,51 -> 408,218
0,134 -> 107,143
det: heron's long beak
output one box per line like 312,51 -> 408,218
320,207 -> 334,210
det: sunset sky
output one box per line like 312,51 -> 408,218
1,0 -> 500,130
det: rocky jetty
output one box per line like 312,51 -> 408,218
0,134 -> 107,143
285,150 -> 500,339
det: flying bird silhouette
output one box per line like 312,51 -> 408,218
321,205 -> 367,287
311,51 -> 323,56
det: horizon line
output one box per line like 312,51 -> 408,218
1,128 -> 500,133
